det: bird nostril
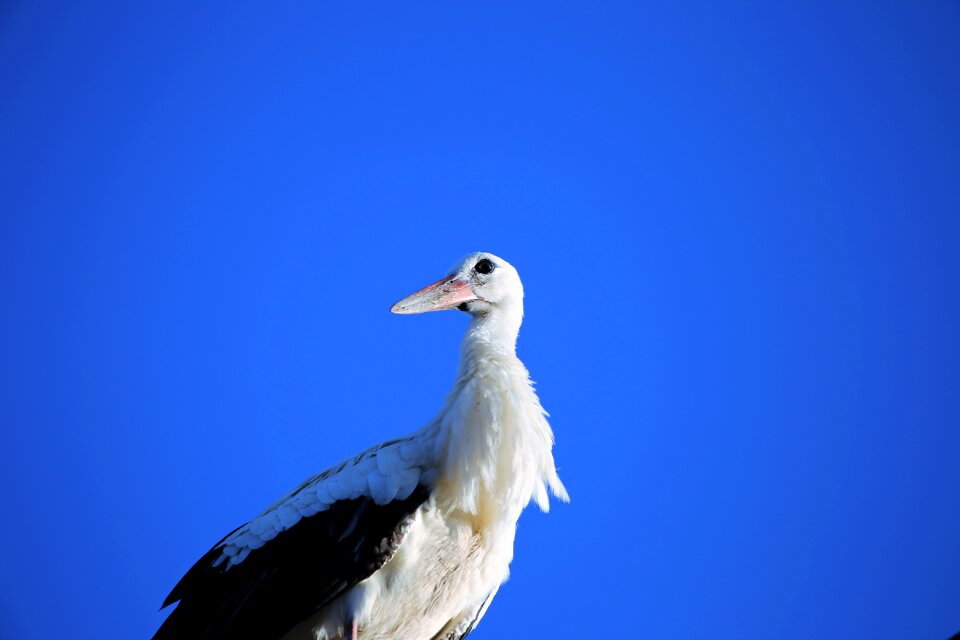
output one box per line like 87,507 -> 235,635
458,302 -> 469,311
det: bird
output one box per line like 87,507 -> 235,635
153,252 -> 568,640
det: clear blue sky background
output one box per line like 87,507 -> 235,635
1,3 -> 958,639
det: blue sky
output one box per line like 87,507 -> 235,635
1,2 -> 958,639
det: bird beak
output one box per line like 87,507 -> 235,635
390,276 -> 478,314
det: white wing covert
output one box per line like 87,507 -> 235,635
154,436 -> 434,640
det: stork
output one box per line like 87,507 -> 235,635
153,252 -> 568,640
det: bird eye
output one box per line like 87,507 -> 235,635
475,258 -> 495,274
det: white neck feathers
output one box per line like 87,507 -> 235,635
424,311 -> 568,524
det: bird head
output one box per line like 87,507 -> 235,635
390,252 -> 524,319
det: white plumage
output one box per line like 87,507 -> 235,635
155,252 -> 567,640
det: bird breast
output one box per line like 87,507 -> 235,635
430,352 -> 562,526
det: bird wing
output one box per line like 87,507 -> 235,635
154,437 -> 432,640
430,588 -> 499,640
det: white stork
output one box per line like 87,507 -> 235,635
154,252 -> 568,640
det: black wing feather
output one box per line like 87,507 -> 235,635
154,485 -> 431,640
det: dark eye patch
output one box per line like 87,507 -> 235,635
475,258 -> 495,274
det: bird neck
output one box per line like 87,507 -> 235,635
424,307 -> 566,526
462,302 -> 523,356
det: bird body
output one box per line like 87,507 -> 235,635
155,253 -> 567,640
